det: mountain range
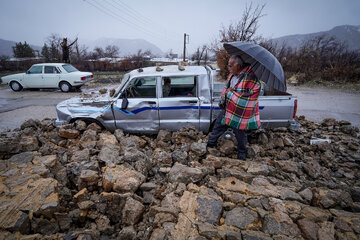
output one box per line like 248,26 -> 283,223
271,25 -> 360,51
0,39 -> 41,57
0,37 -> 164,58
1,25 -> 359,57
82,38 -> 164,57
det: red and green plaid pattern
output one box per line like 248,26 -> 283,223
220,66 -> 261,130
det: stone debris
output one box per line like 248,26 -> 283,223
0,116 -> 359,239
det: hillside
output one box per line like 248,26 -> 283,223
0,37 -> 164,58
271,25 -> 360,51
84,38 -> 164,57
0,38 -> 41,57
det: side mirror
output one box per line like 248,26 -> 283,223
121,97 -> 128,110
26,70 -> 29,74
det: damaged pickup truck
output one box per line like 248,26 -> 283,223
56,65 -> 299,133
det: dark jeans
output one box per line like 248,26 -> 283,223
208,110 -> 247,158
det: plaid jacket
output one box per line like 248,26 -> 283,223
219,66 -> 261,130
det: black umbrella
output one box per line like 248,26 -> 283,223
224,41 -> 286,92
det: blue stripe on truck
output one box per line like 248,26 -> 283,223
72,105 -> 265,115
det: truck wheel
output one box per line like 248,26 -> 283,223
59,82 -> 71,92
10,81 -> 23,91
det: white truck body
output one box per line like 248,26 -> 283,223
56,65 -> 298,133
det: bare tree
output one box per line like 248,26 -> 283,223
211,3 -> 266,79
191,45 -> 209,65
72,41 -> 89,63
89,47 -> 105,60
44,33 -> 62,62
129,49 -> 153,68
104,45 -> 120,58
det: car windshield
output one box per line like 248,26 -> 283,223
113,73 -> 130,98
62,64 -> 79,73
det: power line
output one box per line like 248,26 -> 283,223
112,0 -> 180,39
109,0 -> 152,26
83,0 -> 185,53
84,0 -> 170,41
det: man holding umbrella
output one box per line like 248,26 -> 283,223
207,54 -> 261,160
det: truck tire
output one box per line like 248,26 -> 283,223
10,81 -> 23,92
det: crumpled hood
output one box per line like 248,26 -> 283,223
56,91 -> 114,117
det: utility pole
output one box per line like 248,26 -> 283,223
183,33 -> 189,62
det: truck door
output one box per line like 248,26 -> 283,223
112,76 -> 159,133
158,75 -> 200,131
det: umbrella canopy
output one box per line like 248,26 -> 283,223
224,41 -> 286,92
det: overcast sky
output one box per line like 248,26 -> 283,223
0,0 -> 359,55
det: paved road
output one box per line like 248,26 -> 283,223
0,85 -> 359,132
287,86 -> 360,129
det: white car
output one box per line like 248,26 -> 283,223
0,63 -> 93,92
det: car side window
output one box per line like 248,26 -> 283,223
125,77 -> 156,98
28,66 -> 43,74
44,66 -> 59,74
161,76 -> 197,97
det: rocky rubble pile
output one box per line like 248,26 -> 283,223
0,116 -> 359,240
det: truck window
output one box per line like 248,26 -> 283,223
213,83 -> 225,97
125,77 -> 156,98
161,76 -> 197,97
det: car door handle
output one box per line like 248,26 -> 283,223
188,101 -> 198,104
146,101 -> 156,104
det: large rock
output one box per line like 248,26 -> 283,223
168,163 -> 204,184
33,155 -> 57,168
102,165 -> 145,193
80,129 -> 97,142
0,175 -> 59,234
303,161 -> 321,179
58,128 -> 80,139
156,130 -> 172,142
77,170 -> 99,190
301,206 -> 331,222
247,163 -> 271,175
196,187 -> 223,224
189,142 -> 207,160
216,177 -> 280,198
318,221 -> 335,240
98,143 -> 121,167
70,149 -> 90,162
242,230 -> 272,240
20,136 -> 39,151
297,218 -> 319,240
225,207 -> 258,230
152,148 -> 172,167
171,150 -> 188,165
170,191 -> 199,240
97,133 -> 118,148
31,217 -> 59,235
122,197 -> 145,225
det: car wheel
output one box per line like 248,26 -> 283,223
10,81 -> 23,92
59,82 -> 71,92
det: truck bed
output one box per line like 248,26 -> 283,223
212,82 -> 298,129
